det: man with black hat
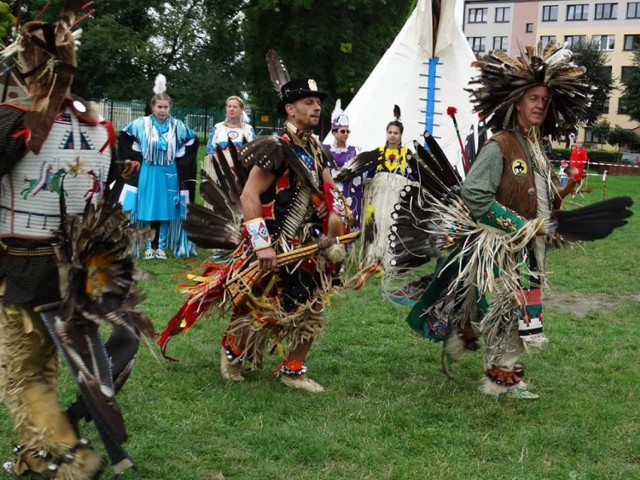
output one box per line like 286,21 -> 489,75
218,76 -> 350,393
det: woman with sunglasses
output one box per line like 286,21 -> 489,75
326,107 -> 362,231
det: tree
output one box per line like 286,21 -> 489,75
152,0 -> 247,108
621,44 -> 640,122
241,0 -> 414,124
571,40 -> 615,127
9,0 -> 246,107
75,0 -> 246,107
9,0 -> 164,101
590,119 -> 611,145
0,2 -> 15,40
607,125 -> 640,150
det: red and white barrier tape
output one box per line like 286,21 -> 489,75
553,160 -> 639,169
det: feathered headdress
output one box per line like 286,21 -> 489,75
467,41 -> 592,133
331,99 -> 349,130
1,0 -> 92,153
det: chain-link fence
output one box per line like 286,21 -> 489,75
90,101 -> 330,141
89,100 -> 227,140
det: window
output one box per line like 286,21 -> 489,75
565,35 -> 587,47
542,5 -> 558,21
567,4 -> 589,20
495,7 -> 511,22
526,23 -> 534,32
593,34 -> 616,50
468,8 -> 488,23
621,66 -> 636,83
493,36 -> 508,51
628,2 -> 640,18
540,35 -> 557,46
595,3 -> 617,19
618,96 -> 630,114
585,127 -> 606,143
623,34 -> 640,50
592,96 -> 611,115
468,37 -> 486,53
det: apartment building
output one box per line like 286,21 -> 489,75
463,0 -> 640,143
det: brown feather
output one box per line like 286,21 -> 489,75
266,49 -> 290,95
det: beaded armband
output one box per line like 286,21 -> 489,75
478,201 -> 526,234
243,217 -> 272,251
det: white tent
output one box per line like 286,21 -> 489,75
325,0 -> 480,174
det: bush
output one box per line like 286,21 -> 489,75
553,148 -> 621,164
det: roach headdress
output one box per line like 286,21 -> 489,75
466,41 -> 592,133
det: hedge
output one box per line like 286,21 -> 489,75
551,148 -> 622,163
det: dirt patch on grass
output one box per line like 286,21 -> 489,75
545,291 -> 624,316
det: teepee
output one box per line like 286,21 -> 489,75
326,0 -> 480,174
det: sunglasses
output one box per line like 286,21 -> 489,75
338,129 -> 350,134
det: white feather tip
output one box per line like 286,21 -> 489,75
331,99 -> 343,121
153,74 -> 167,94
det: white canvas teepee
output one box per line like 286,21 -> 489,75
326,0 -> 480,174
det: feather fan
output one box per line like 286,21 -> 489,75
335,148 -> 381,182
552,196 -> 633,241
57,187 -> 153,340
182,169 -> 244,250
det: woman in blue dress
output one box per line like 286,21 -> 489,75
119,75 -> 197,259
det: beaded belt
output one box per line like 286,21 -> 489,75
4,246 -> 56,257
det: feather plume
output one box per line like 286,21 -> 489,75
153,74 -> 166,94
331,99 -> 343,123
393,104 -> 401,121
266,49 -> 290,95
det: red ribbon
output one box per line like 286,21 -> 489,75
11,128 -> 30,141
98,120 -> 117,153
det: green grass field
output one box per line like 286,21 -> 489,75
1,174 -> 639,480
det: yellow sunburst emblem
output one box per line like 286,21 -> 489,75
511,159 -> 527,177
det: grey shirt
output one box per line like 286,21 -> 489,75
461,141 -> 504,219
